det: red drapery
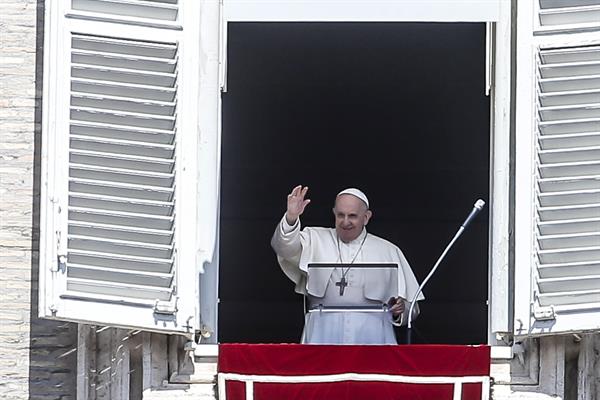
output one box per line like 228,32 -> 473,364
219,344 -> 490,400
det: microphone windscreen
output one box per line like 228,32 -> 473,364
474,199 -> 486,210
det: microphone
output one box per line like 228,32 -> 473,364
461,199 -> 486,230
406,198 -> 486,344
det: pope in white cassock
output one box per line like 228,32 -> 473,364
271,185 -> 424,345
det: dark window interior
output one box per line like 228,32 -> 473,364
219,22 -> 490,344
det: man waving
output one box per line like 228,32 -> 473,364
271,185 -> 424,344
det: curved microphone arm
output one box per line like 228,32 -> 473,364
406,199 -> 485,343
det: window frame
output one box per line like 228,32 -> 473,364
219,0 -> 512,346
223,0 -> 502,22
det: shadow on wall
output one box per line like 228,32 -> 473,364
28,1 -> 78,398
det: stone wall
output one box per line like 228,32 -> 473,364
0,1 -> 78,398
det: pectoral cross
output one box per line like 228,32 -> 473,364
335,277 -> 348,296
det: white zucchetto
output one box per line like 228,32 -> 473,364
336,188 -> 369,208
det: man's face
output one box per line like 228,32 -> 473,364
333,194 -> 372,243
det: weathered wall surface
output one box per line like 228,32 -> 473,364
0,1 -> 78,399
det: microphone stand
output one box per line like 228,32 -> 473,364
406,199 -> 485,344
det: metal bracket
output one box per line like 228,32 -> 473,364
199,324 -> 213,339
533,304 -> 555,321
154,298 -> 178,315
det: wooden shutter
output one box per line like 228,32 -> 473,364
40,1 -> 208,334
514,0 -> 600,336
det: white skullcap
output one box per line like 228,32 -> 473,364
337,188 -> 369,208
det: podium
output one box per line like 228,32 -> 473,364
218,344 -> 491,400
303,263 -> 401,344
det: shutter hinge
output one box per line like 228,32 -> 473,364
154,298 -> 178,315
533,304 -> 555,321
52,229 -> 67,272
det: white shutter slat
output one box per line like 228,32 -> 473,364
69,165 -> 174,187
71,107 -> 176,130
540,89 -> 600,107
71,93 -> 176,115
540,46 -> 600,63
539,232 -> 600,249
539,7 -> 600,27
539,146 -> 600,163
71,122 -> 174,144
69,207 -> 173,230
539,3 -> 600,27
539,46 -> 600,63
539,203 -> 600,219
72,0 -> 179,22
539,119 -> 600,135
67,278 -> 172,300
538,247 -> 600,264
68,250 -> 172,273
72,79 -> 176,101
72,48 -> 176,73
538,290 -> 600,306
539,189 -> 600,206
538,217 -> 600,234
540,161 -> 600,178
69,221 -> 173,244
539,261 -> 600,278
539,76 -> 600,92
72,51 -> 176,73
67,263 -> 173,287
72,64 -> 176,87
69,179 -> 173,201
70,135 -> 174,158
70,151 -> 174,173
69,193 -> 173,215
72,35 -> 177,58
68,236 -> 173,259
539,103 -> 600,121
540,61 -> 600,78
533,42 -> 600,314
538,175 -> 600,192
539,274 -> 600,292
539,133 -> 600,149
541,0 -> 600,9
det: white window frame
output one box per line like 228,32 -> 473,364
488,0 -> 513,344
218,0 -> 513,347
224,0 -> 501,22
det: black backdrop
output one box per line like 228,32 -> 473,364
219,23 -> 490,344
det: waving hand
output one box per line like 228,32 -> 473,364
285,185 -> 311,225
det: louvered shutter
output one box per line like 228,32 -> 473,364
514,0 -> 600,336
40,1 -> 210,334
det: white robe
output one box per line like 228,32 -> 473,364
271,216 -> 424,344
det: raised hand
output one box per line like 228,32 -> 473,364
286,185 -> 311,225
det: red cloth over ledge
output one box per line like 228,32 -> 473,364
218,344 -> 490,400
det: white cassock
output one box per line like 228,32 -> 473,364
271,215 -> 424,345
